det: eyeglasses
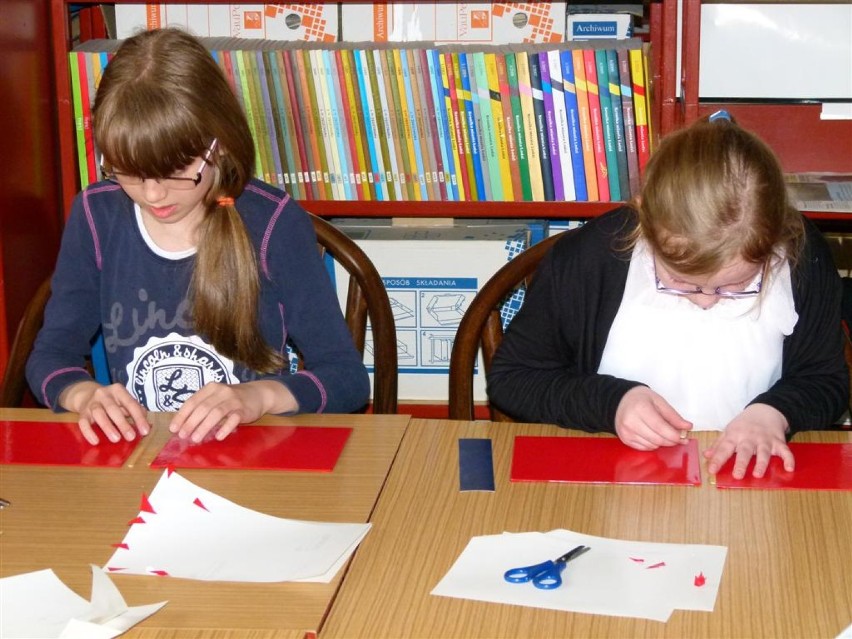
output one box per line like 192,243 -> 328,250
653,259 -> 763,299
100,139 -> 218,191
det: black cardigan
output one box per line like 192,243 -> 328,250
486,207 -> 849,436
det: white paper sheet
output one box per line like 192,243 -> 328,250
104,470 -> 371,583
0,566 -> 166,639
431,530 -> 727,622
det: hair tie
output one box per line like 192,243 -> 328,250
217,196 -> 235,207
708,109 -> 732,123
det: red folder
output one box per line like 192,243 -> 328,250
714,442 -> 852,490
150,425 -> 352,472
0,420 -> 138,467
510,436 -> 701,486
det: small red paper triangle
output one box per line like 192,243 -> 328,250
139,493 -> 156,514
167,465 -> 176,476
149,569 -> 169,576
106,567 -> 125,572
128,516 -> 146,525
647,562 -> 667,570
694,572 -> 706,586
193,497 -> 208,511
111,542 -> 129,549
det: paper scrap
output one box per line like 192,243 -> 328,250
0,565 -> 166,639
104,470 -> 370,582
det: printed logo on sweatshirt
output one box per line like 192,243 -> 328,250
126,333 -> 238,411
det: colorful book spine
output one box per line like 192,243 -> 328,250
515,50 -> 544,202
314,49 -> 345,199
583,49 -> 610,202
234,51 -> 265,184
373,49 -> 403,200
560,49 -> 588,201
332,49 -> 363,200
263,50 -> 293,194
69,52 -> 89,187
253,51 -> 282,188
467,52 -> 492,201
547,49 -> 575,201
606,49 -> 631,200
428,49 -> 457,200
486,52 -> 513,202
452,52 -> 479,201
595,49 -> 621,202
383,49 -> 412,200
528,52 -> 555,202
410,49 -> 439,200
572,49 -> 599,201
439,51 -> 464,201
299,49 -> 331,199
398,48 -> 428,200
496,52 -> 523,202
287,49 -> 321,199
629,47 -> 651,176
444,52 -> 472,201
340,49 -> 371,200
617,48 -> 641,198
475,52 -> 501,201
505,52 -> 533,202
458,51 -> 485,201
538,51 -> 564,200
357,49 -> 390,200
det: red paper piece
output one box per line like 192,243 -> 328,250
714,443 -> 852,490
139,493 -> 156,514
694,572 -> 706,587
150,425 -> 352,472
193,497 -> 208,511
647,562 -> 666,569
510,436 -> 701,486
128,516 -> 146,526
0,420 -> 138,467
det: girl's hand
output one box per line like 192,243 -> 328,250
60,381 -> 151,445
704,403 -> 793,479
168,380 -> 298,443
615,386 -> 693,450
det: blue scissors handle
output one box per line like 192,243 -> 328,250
503,559 -> 566,589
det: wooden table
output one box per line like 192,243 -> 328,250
321,419 -> 852,639
0,408 -> 410,639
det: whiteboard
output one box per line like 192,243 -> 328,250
699,4 -> 852,100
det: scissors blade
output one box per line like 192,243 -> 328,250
555,545 -> 591,565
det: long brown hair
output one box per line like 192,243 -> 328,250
630,115 -> 804,277
92,28 -> 283,372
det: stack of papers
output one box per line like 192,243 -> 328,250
432,529 -> 727,622
0,566 -> 166,639
104,470 -> 371,582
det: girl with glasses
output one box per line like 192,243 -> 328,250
26,28 -> 370,445
487,113 -> 847,480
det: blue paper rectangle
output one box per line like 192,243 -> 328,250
459,438 -> 495,491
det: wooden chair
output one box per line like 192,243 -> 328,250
448,232 -> 564,421
0,215 -> 398,413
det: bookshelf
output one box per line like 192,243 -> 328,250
49,0 -> 672,218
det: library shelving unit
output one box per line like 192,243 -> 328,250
49,0 -> 679,219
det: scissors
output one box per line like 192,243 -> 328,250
503,545 -> 590,590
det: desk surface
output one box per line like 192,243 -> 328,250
0,408 -> 410,639
321,419 -> 852,639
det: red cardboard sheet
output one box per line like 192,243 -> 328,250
510,436 -> 701,486
150,425 -> 353,472
0,420 -> 138,467
714,442 -> 852,490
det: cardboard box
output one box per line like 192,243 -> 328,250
342,2 -> 566,44
115,3 -> 339,41
327,219 -> 543,401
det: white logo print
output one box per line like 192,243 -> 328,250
126,333 -> 238,411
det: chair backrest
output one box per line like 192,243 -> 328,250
448,232 -> 564,421
0,216 -> 398,414
310,214 -> 398,414
0,277 -> 51,407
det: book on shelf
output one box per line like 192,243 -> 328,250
67,39 -> 654,205
527,51 -> 555,202
595,49 -> 621,201
559,49 -> 588,201
546,48 -> 576,202
495,52 -> 523,203
616,48 -> 640,197
572,48 -> 599,201
515,50 -> 545,202
505,51 -> 533,202
583,48 -> 610,202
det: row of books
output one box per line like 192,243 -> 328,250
69,39 -> 653,202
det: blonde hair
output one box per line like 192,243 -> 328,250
631,115 -> 804,276
92,28 -> 283,372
